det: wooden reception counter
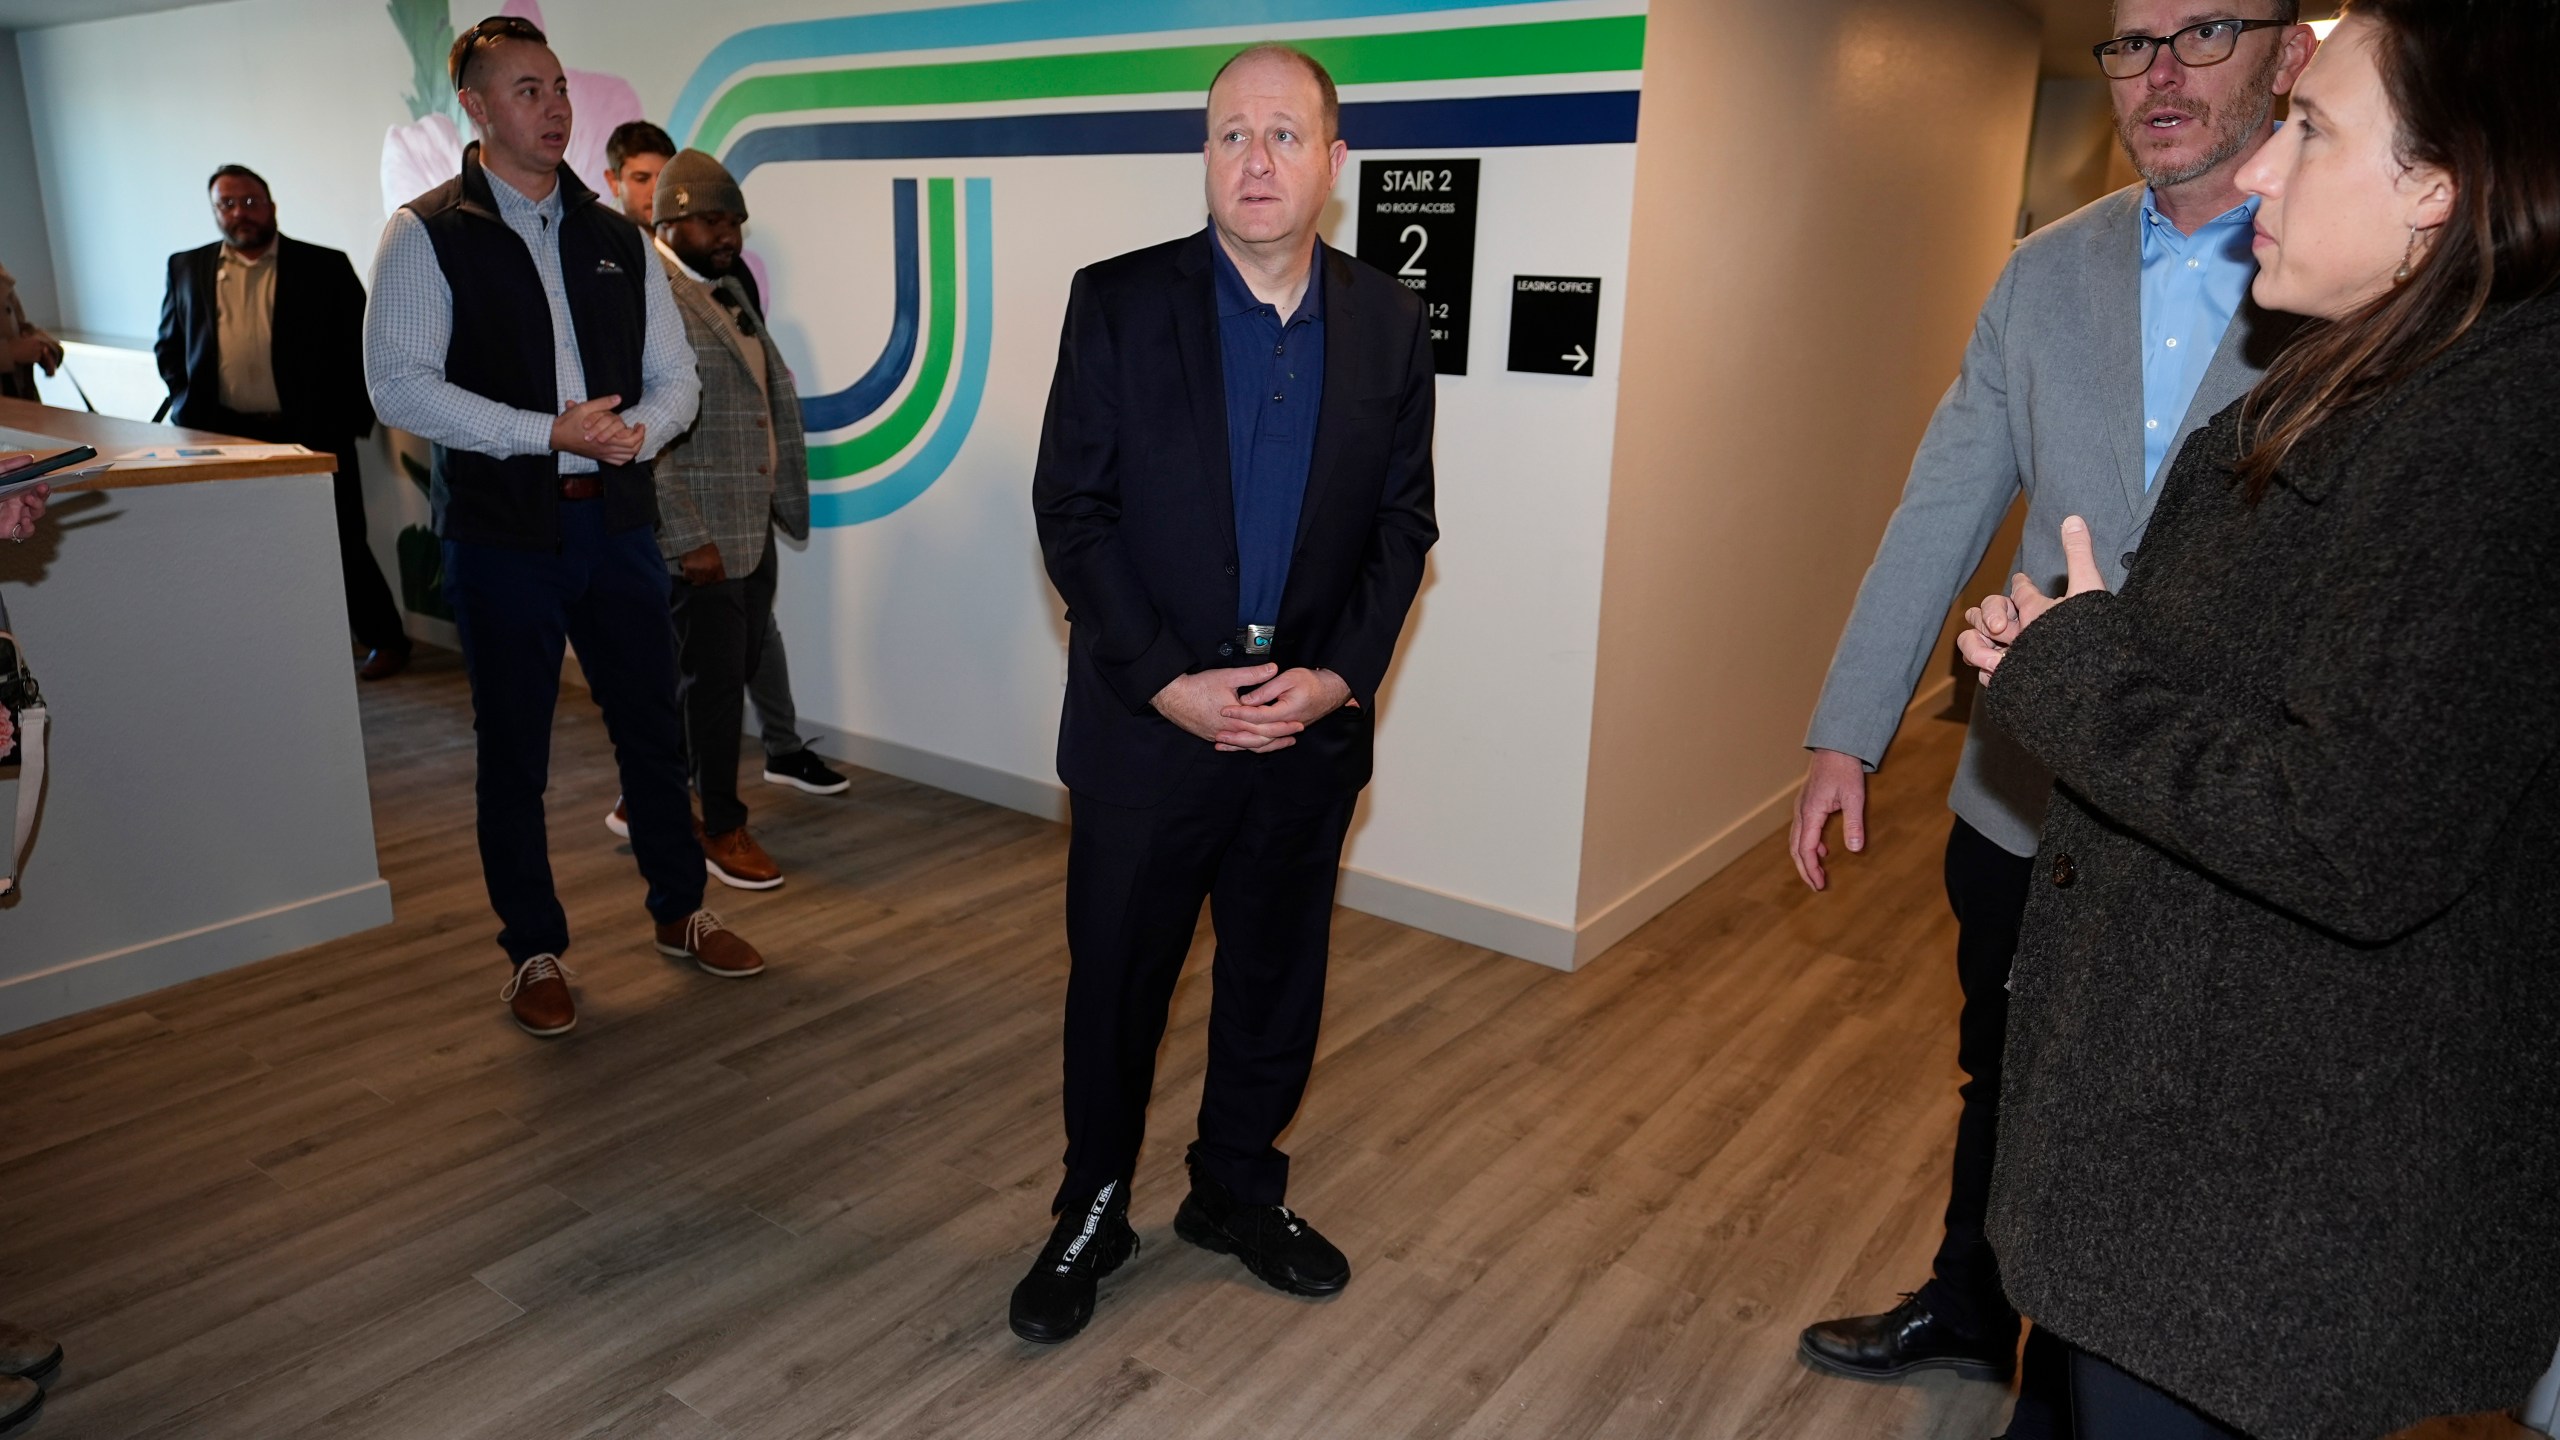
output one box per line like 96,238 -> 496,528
0,397 -> 391,1033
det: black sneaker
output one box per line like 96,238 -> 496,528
1009,1181 -> 1139,1345
762,749 -> 851,796
1172,1169 -> 1349,1297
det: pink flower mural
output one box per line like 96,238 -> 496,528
378,0 -> 647,215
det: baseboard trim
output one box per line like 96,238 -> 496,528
1334,869 -> 1578,970
1569,776 -> 1800,969
1563,674 -> 1961,971
0,879 -> 394,1035
795,720 -> 1069,824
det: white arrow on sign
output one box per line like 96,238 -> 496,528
1563,345 -> 1590,372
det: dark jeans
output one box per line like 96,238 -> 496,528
224,415 -> 406,654
1924,818 -> 2076,1439
1056,758 -> 1357,1214
669,542 -> 777,835
442,499 -> 703,964
2072,1346 -> 2254,1440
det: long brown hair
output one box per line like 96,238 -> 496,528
2235,0 -> 2560,500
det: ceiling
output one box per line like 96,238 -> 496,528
0,0 -> 213,28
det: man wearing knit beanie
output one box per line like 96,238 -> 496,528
640,148 -> 813,890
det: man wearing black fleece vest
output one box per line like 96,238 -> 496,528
364,15 -> 767,1036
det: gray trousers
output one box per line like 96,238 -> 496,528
746,607 -> 806,759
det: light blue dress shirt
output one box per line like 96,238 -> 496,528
2139,190 -> 2259,488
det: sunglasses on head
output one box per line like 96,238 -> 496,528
450,15 -> 548,87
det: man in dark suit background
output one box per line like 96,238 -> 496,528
157,165 -> 410,679
1013,42 -> 1438,1346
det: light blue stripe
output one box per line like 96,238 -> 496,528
671,0 -> 1568,142
811,178 -> 995,526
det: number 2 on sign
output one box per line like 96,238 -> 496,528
1399,224 -> 1429,278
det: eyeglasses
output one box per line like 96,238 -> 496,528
2093,17 -> 2287,79
213,195 -> 271,213
450,14 -> 547,89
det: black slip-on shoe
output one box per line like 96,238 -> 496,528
1799,1292 -> 2018,1382
1009,1180 -> 1140,1345
1173,1171 -> 1350,1298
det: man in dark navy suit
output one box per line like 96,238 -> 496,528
1013,42 -> 1439,1345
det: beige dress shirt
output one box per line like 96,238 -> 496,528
215,245 -> 282,415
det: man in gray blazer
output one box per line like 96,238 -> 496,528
1790,0 -> 2315,1412
643,150 -> 811,892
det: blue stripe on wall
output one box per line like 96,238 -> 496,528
800,178 -> 924,434
726,91 -> 1640,177
671,0 -> 1588,141
810,178 -> 998,526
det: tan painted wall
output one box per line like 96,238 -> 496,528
1573,0 -> 2041,941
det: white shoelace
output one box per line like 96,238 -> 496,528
499,953 -> 574,1001
681,910 -> 725,953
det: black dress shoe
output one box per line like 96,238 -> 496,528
1009,1181 -> 1139,1345
1173,1172 -> 1350,1297
1799,1292 -> 2018,1381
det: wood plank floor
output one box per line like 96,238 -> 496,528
0,653 -> 2526,1440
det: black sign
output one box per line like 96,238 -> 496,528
1507,275 -> 1602,377
1356,158 -> 1480,375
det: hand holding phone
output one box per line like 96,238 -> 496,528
0,445 -> 97,500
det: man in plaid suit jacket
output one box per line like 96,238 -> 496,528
648,149 -> 810,890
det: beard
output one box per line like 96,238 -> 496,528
222,219 -> 277,252
675,243 -> 738,278
2116,48 -> 2281,189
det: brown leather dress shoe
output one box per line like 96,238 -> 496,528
356,644 -> 412,681
499,954 -> 577,1036
0,1373 -> 40,1433
701,825 -> 784,890
655,910 -> 765,978
0,1321 -> 59,1382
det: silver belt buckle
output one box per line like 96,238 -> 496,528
1240,625 -> 1276,659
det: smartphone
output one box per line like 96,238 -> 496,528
0,445 -> 99,498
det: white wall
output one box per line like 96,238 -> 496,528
0,30 -> 59,330
18,0 -> 417,344
1572,0 -> 2040,961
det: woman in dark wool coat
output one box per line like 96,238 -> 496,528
1954,2 -> 2560,1436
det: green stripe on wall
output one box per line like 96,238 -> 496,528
695,16 -> 1646,153
810,178 -> 959,478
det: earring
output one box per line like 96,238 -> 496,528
2393,227 -> 2420,285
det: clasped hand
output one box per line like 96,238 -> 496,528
1152,664 -> 1353,753
1957,515 -> 2109,686
550,394 -> 646,466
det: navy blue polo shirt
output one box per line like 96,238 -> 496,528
1210,232 -> 1325,630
